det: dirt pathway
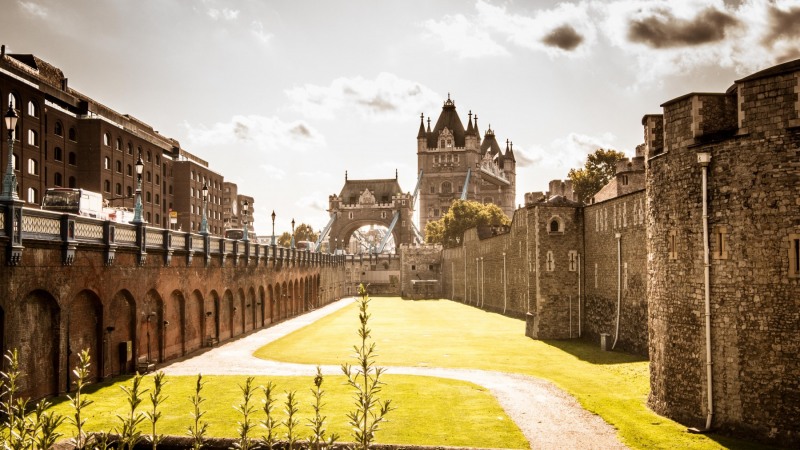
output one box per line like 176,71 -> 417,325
161,298 -> 626,450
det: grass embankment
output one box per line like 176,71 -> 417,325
48,373 -> 524,448
255,297 -> 765,450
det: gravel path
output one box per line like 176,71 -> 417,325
161,298 -> 626,450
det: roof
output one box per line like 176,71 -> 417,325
592,178 -> 618,203
338,178 -> 404,200
7,53 -> 65,88
428,96 -> 466,148
736,57 -> 800,83
480,128 -> 502,155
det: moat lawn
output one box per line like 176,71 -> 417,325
255,296 -> 768,450
48,373 -> 525,448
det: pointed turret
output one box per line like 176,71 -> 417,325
506,141 -> 516,163
417,113 -> 426,139
480,125 -> 502,156
427,95 -> 466,148
466,110 -> 474,135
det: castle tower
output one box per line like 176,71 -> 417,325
417,96 -> 516,234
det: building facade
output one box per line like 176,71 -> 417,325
417,96 -> 516,233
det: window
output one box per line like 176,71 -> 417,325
146,150 -> 151,162
54,122 -> 63,136
8,93 -> 18,110
127,164 -> 132,176
54,172 -> 63,186
348,212 -> 353,219
568,251 -> 577,272
27,187 -> 38,203
27,158 -> 38,175
549,216 -> 564,233
68,176 -> 76,188
104,180 -> 110,192
622,175 -> 629,186
789,234 -> 800,278
434,208 -> 440,217
127,142 -> 133,155
68,127 -> 76,141
594,263 -> 598,288
54,147 -> 63,161
127,186 -> 133,197
546,251 -> 555,271
103,133 -> 110,146
155,174 -> 160,185
12,153 -> 18,171
623,262 -> 629,290
155,194 -> 160,205
28,100 -> 39,117
429,185 -> 435,194
145,171 -> 151,182
104,157 -> 110,170
146,212 -> 151,223
713,226 -> 728,260
115,183 -> 122,196
155,155 -> 160,165
28,129 -> 39,147
550,220 -> 559,232
668,230 -> 678,260
146,192 -> 151,203
115,138 -> 121,151
116,160 -> 122,173
380,211 -> 387,219
441,181 -> 452,194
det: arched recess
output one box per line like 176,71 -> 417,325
267,284 -> 275,324
295,279 -> 302,314
234,288 -> 245,336
281,281 -> 289,319
258,286 -> 266,328
185,290 -> 204,354
244,287 -> 254,332
107,290 -> 136,376
286,281 -> 293,318
164,290 -> 185,360
247,287 -> 257,331
207,290 -> 221,344
69,290 -> 102,382
16,290 -> 59,400
139,290 -> 163,365
219,290 -> 233,341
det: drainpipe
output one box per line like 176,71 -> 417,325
475,257 -> 479,306
480,257 -> 485,308
578,253 -> 582,337
612,232 -> 622,350
503,252 -> 507,314
698,151 -> 714,431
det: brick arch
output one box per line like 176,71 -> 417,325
244,287 -> 255,332
331,219 -> 403,254
185,290 -> 204,354
207,290 -> 221,343
139,289 -> 163,364
267,284 -> 275,324
107,289 -> 136,376
16,289 -> 60,400
258,286 -> 266,328
288,281 -> 296,317
69,289 -> 103,383
294,279 -> 301,314
281,281 -> 289,319
164,290 -> 185,360
234,288 -> 245,336
220,290 -> 234,341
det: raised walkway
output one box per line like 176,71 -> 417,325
161,297 -> 626,450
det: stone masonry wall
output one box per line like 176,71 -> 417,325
647,65 -> 800,446
583,190 -> 648,355
400,245 -> 442,299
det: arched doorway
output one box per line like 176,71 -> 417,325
69,290 -> 102,382
220,290 -> 233,341
185,290 -> 204,353
139,290 -> 163,365
17,290 -> 60,399
107,290 -> 136,376
164,290 -> 185,360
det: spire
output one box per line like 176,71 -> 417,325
466,110 -> 474,135
345,170 -> 348,181
395,168 -> 398,180
507,141 -> 516,162
426,117 -> 431,133
474,114 -> 479,135
417,113 -> 426,139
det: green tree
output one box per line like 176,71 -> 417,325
567,148 -> 627,204
424,200 -> 510,247
278,223 -> 318,247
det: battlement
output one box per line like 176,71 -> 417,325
615,156 -> 645,174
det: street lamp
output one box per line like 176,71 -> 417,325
200,183 -> 209,235
2,102 -> 19,200
271,210 -> 276,246
242,200 -> 249,242
290,218 -> 295,249
131,152 -> 144,223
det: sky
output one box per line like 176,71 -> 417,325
2,0 -> 799,236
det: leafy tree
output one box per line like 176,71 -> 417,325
277,223 -> 318,247
567,148 -> 627,204
424,199 -> 510,247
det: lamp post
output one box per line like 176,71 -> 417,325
271,210 -> 276,246
290,218 -> 295,249
2,102 -> 19,200
242,200 -> 249,242
200,184 -> 209,235
131,153 -> 144,223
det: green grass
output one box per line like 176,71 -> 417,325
255,297 -> 767,450
47,373 -> 528,449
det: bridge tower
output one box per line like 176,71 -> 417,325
417,95 -> 516,234
325,173 -> 416,253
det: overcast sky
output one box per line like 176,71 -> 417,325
2,0 -> 798,235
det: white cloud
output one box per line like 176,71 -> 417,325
285,73 -> 441,121
18,1 -> 47,18
184,115 -> 326,153
520,132 -> 620,170
260,164 -> 286,180
251,20 -> 272,45
421,13 -> 510,58
207,8 -> 239,21
296,192 -> 330,213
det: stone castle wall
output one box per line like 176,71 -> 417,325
647,64 -> 800,445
